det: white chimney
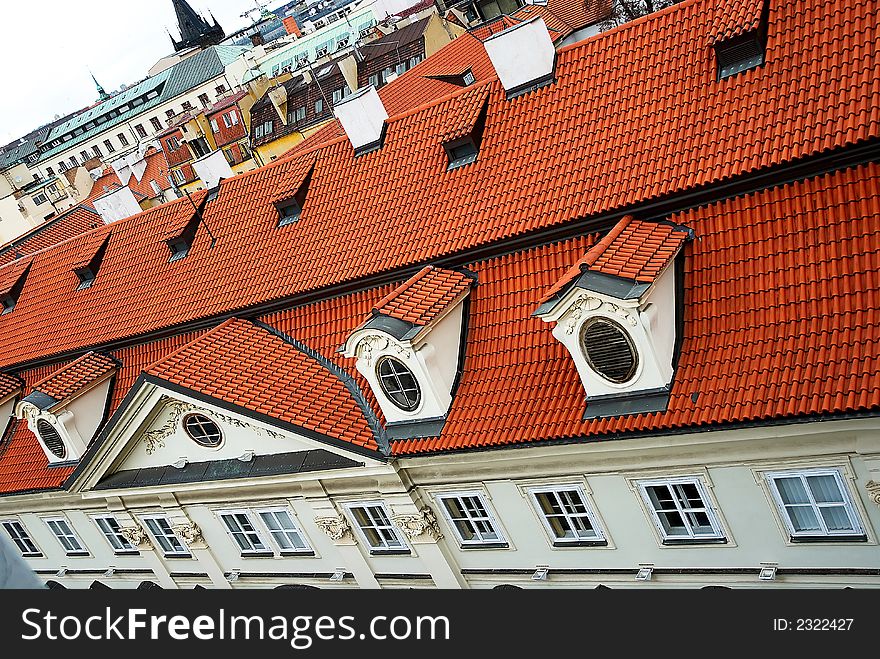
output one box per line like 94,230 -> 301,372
483,16 -> 556,98
192,150 -> 234,189
333,85 -> 388,153
93,186 -> 142,224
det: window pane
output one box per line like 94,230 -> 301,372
806,475 -> 845,504
775,477 -> 809,505
657,511 -> 688,535
819,506 -> 854,532
786,504 -> 821,532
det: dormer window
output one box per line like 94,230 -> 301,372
165,206 -> 203,262
376,357 -> 421,411
341,266 -> 475,438
37,419 -> 66,459
445,138 -> 478,170
276,165 -> 313,227
534,217 -> 692,419
711,0 -> 770,80
74,235 -> 110,290
0,262 -> 30,315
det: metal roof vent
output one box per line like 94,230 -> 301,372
580,318 -> 638,384
483,16 -> 556,99
333,85 -> 388,155
37,419 -> 66,459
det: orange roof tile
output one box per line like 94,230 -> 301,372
31,352 -> 117,402
510,6 -> 572,40
85,148 -> 173,204
709,0 -> 766,44
145,319 -> 380,451
546,0 -> 611,30
0,257 -> 31,295
0,372 -> 21,400
0,206 -> 102,268
373,266 -> 474,326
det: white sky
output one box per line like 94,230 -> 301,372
0,1 -> 262,145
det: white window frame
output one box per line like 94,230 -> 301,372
637,476 -> 726,544
44,516 -> 89,556
527,484 -> 606,546
765,468 -> 865,541
343,502 -> 409,554
1,519 -> 42,557
256,507 -> 312,555
434,491 -> 507,548
217,509 -> 272,556
92,515 -> 137,554
141,515 -> 190,557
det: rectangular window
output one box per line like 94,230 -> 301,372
215,85 -> 227,95
150,117 -> 162,132
315,98 -> 324,115
345,503 -> 408,553
117,133 -> 129,147
228,110 -> 238,126
165,109 -> 176,119
104,139 -> 115,153
45,517 -> 88,555
93,145 -> 102,158
135,124 -> 147,138
80,150 -> 90,162
1,520 -> 41,556
395,62 -> 407,76
46,167 -> 54,177
210,118 -> 220,133
218,511 -> 271,555
182,101 -> 194,111
69,156 -> 79,167
637,477 -> 726,543
143,516 -> 189,557
93,515 -> 136,553
409,55 -> 422,69
436,492 -> 506,547
257,509 -> 311,554
198,93 -> 210,108
368,74 -> 380,88
766,469 -> 865,540
528,485 -> 605,545
172,169 -> 187,185
288,106 -> 306,125
33,193 -> 48,206
59,162 -> 67,173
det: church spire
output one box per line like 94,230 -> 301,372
90,70 -> 110,102
170,0 -> 225,52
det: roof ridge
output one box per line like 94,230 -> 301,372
582,215 -> 633,268
251,319 -> 389,455
387,80 -> 496,125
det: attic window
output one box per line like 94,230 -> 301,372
445,138 -> 478,170
716,36 -> 766,79
165,205 -> 203,262
37,419 -> 66,460
580,318 -> 638,384
276,165 -> 313,227
376,357 -> 421,412
713,0 -> 770,80
74,235 -> 110,290
1,264 -> 30,315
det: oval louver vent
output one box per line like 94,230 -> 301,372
36,419 -> 66,459
581,318 -> 638,384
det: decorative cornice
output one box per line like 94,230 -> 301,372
392,507 -> 443,541
314,515 -> 354,542
867,480 -> 880,507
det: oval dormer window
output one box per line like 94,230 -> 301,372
376,356 -> 421,411
37,419 -> 66,459
580,317 -> 638,384
183,413 -> 223,448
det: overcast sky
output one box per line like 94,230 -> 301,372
0,1 -> 260,145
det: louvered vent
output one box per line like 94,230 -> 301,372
716,36 -> 765,79
581,318 -> 638,384
37,419 -> 66,459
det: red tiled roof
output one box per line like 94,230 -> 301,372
0,0 -> 876,372
469,16 -> 519,41
31,352 -> 117,402
546,0 -> 611,30
373,266 -> 473,325
709,0 -> 766,44
0,372 -> 21,400
0,257 -> 30,295
206,90 -> 249,116
539,217 -> 689,303
85,148 -> 172,204
145,319 -> 379,450
397,0 -> 434,19
0,206 -> 102,268
510,6 -> 573,40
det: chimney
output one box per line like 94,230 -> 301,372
333,86 -> 388,155
93,186 -> 142,224
192,150 -> 234,189
269,84 -> 289,125
483,16 -> 556,99
282,16 -> 302,38
250,32 -> 265,47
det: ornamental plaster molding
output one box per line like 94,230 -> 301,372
866,481 -> 880,507
356,334 -> 412,365
119,524 -> 152,550
314,515 -> 354,542
564,294 -> 637,335
172,522 -> 204,547
142,397 -> 194,455
391,507 -> 443,541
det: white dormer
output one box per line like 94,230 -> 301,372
534,217 -> 692,418
15,352 -> 117,464
341,266 -> 475,436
